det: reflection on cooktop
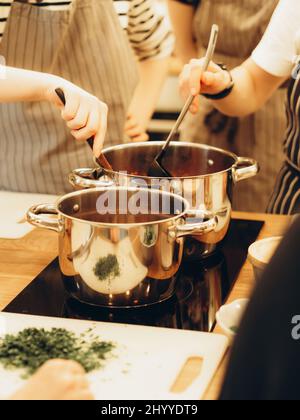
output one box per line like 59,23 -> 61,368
4,219 -> 264,332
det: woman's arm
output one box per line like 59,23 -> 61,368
167,0 -> 197,65
0,66 -> 108,156
179,0 -> 300,118
179,58 -> 287,117
127,58 -> 170,141
0,66 -> 53,103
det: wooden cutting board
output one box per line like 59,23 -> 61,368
0,313 -> 228,400
0,192 -> 58,239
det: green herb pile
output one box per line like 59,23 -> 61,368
0,328 -> 115,378
94,254 -> 120,282
143,227 -> 156,246
230,326 -> 239,334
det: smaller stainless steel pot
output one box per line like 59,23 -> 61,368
27,187 -> 217,308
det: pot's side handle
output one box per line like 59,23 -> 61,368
232,157 -> 259,183
170,210 -> 218,239
69,168 -> 114,189
27,204 -> 59,232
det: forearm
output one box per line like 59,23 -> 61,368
129,58 -> 170,129
0,66 -> 59,103
168,1 -> 197,65
0,66 -> 108,154
211,60 -> 287,117
181,57 -> 287,118
211,65 -> 258,117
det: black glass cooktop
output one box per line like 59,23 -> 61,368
4,219 -> 264,332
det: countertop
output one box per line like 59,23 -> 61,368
0,211 -> 291,400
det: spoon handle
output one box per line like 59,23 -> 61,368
161,24 -> 219,154
202,24 -> 219,75
161,94 -> 194,153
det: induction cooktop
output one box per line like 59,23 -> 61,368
4,219 -> 264,333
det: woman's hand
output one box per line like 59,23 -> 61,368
179,59 -> 231,114
125,114 -> 149,143
46,79 -> 108,157
10,359 -> 94,401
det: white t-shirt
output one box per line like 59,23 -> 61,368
252,0 -> 300,77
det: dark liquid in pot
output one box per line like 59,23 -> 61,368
104,144 -> 236,178
71,211 -> 176,224
60,190 -> 185,224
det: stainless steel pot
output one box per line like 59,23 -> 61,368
69,142 -> 258,253
27,187 -> 217,308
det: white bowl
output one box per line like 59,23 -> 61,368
248,236 -> 282,281
216,299 -> 249,342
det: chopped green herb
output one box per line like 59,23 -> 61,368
143,227 -> 156,246
93,254 -> 120,282
0,328 -> 115,378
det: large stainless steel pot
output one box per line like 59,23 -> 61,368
69,142 -> 258,253
27,187 -> 217,308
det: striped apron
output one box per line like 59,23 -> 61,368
267,70 -> 300,215
0,0 -> 138,194
180,0 -> 286,213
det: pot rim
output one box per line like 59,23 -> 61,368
55,186 -> 191,228
98,141 -> 239,180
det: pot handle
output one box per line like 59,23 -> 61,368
169,210 -> 218,239
69,168 -> 114,189
26,204 -> 59,233
232,157 -> 259,183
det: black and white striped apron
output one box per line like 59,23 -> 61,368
180,0 -> 286,213
267,69 -> 300,215
0,0 -> 138,194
